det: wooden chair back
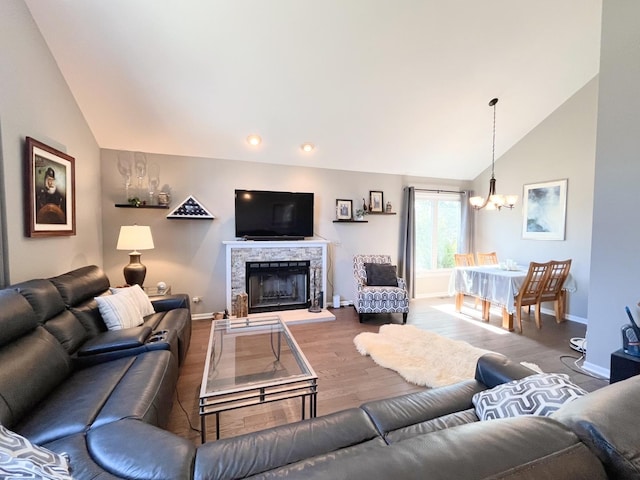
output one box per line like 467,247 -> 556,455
476,252 -> 498,265
514,261 -> 550,333
454,253 -> 475,267
539,260 -> 572,303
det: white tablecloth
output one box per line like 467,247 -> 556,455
448,265 -> 576,314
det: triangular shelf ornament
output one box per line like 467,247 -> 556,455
166,195 -> 215,220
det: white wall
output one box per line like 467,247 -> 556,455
0,0 -> 102,283
100,149 -> 468,315
473,78 -> 599,322
585,1 -> 640,376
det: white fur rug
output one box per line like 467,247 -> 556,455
353,324 -> 492,388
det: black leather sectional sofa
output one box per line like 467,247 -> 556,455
1,265 -> 640,479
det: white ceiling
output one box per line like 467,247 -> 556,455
24,0 -> 602,180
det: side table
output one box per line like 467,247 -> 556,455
143,285 -> 172,298
610,348 -> 640,383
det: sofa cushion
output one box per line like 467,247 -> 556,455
364,263 -> 398,286
110,284 -> 155,317
50,265 -> 110,306
0,326 -> 73,428
0,289 -> 39,347
13,279 -> 66,324
195,408 -> 382,480
553,375 -> 640,479
95,294 -> 144,330
472,373 -> 587,421
0,424 -> 72,480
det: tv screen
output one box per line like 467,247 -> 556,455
235,190 -> 314,239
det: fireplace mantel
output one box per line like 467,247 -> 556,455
224,239 -> 329,315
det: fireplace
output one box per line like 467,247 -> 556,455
246,260 -> 310,313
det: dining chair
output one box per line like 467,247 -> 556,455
476,251 -> 498,265
538,259 -> 572,324
514,261 -> 550,333
454,253 -> 476,267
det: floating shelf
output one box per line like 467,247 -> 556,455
115,203 -> 169,209
333,219 -> 368,223
367,211 -> 396,215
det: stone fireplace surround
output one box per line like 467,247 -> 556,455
224,239 -> 329,316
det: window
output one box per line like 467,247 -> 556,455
415,191 -> 461,273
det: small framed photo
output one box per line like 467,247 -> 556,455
336,199 -> 353,220
25,137 -> 76,237
369,191 -> 384,212
522,179 -> 567,241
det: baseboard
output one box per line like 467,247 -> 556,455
582,360 -> 610,380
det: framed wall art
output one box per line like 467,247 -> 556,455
522,179 -> 567,240
25,137 -> 76,237
369,190 -> 384,212
336,199 -> 353,220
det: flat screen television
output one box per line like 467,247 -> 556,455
234,189 -> 314,240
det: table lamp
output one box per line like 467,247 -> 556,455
116,225 -> 154,286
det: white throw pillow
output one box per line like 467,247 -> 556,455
109,284 -> 155,317
472,373 -> 587,421
0,424 -> 72,479
95,293 -> 143,330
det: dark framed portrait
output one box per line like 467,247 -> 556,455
369,190 -> 384,212
25,137 -> 76,237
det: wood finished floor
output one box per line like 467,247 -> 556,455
167,296 -> 608,444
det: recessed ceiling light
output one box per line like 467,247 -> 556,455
301,142 -> 315,152
246,134 -> 262,146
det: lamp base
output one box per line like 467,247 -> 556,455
123,253 -> 147,286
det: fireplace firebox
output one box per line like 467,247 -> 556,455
246,261 -> 310,313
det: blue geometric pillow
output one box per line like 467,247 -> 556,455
472,373 -> 587,421
0,424 -> 72,479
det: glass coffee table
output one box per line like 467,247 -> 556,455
199,316 -> 318,442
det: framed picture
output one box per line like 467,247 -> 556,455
25,137 -> 76,237
369,190 -> 384,212
522,179 -> 567,240
336,199 -> 353,220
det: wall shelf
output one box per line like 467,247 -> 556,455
333,219 -> 368,223
367,211 -> 396,215
115,204 -> 169,209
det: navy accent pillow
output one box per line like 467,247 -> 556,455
365,263 -> 398,287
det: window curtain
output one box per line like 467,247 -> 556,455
0,121 -> 8,288
459,190 -> 473,254
399,186 -> 416,298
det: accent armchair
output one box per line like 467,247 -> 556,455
353,255 -> 409,324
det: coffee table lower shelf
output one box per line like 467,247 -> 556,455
199,379 -> 318,442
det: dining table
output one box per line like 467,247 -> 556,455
448,264 -> 577,331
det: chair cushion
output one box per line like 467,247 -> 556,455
472,373 -> 586,421
365,263 -> 398,286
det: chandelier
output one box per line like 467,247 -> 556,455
469,98 -> 517,210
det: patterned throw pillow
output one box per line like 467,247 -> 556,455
0,424 -> 72,479
110,284 -> 155,317
95,293 -> 144,330
472,373 -> 587,421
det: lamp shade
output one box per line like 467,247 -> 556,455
116,225 -> 154,252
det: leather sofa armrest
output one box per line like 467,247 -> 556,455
151,294 -> 190,313
87,419 -> 195,480
77,326 -> 152,356
474,352 -> 535,388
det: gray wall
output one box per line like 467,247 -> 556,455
473,78 -> 598,323
0,0 -> 103,283
99,150 -> 467,316
585,1 -> 640,376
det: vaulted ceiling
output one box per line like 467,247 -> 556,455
24,0 -> 602,180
